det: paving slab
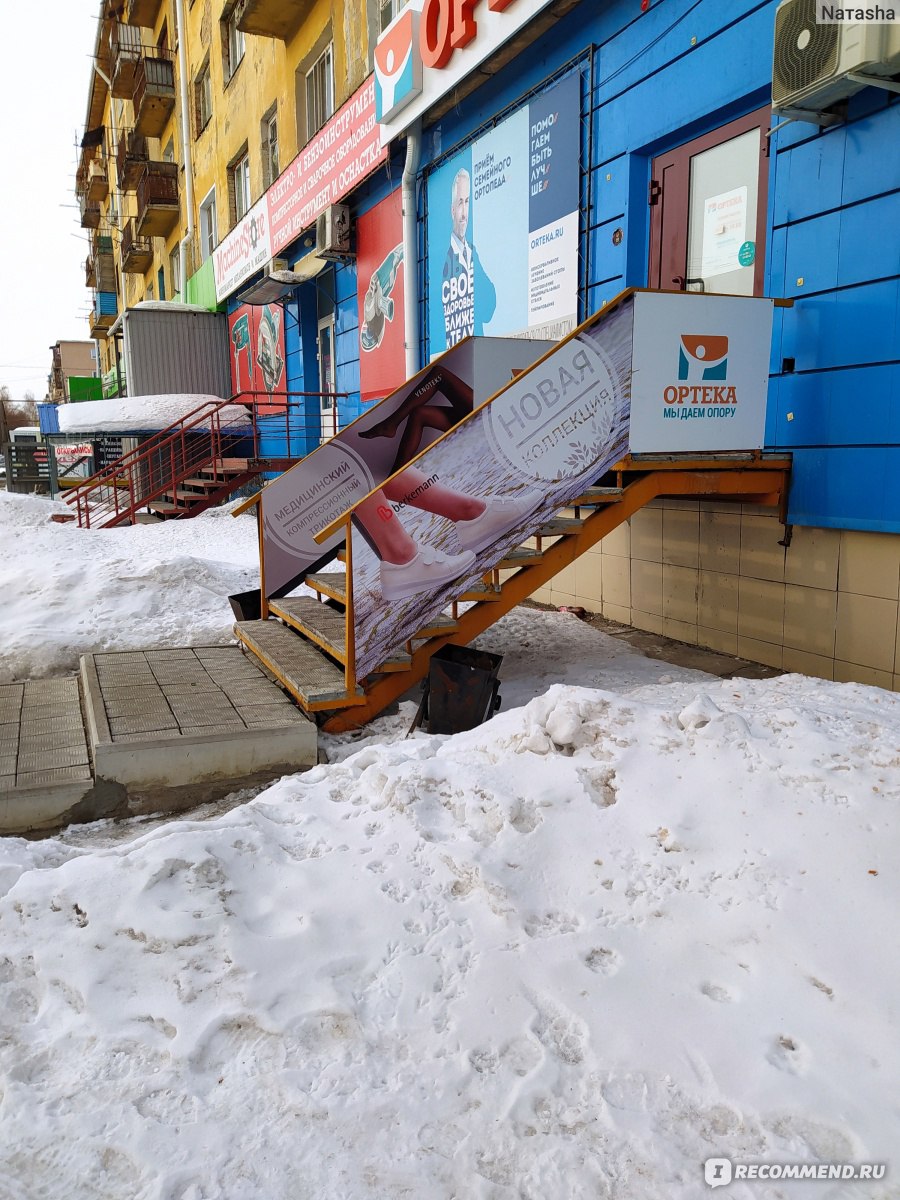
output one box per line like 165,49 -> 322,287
0,647 -> 317,834
81,646 -> 316,799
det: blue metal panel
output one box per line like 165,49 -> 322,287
772,130 -> 844,226
781,280 -> 900,373
837,192 -> 900,288
783,211 -> 842,297
842,99 -> 900,206
787,448 -> 900,532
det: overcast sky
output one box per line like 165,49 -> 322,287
0,1 -> 103,401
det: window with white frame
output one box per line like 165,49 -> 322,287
306,44 -> 334,140
169,246 -> 181,295
261,106 -> 279,188
222,5 -> 245,82
378,0 -> 407,34
199,188 -> 217,260
194,58 -> 212,134
229,147 -> 251,225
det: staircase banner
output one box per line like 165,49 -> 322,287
259,337 -> 554,597
349,294 -> 635,680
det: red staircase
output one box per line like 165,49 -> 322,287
65,398 -> 260,528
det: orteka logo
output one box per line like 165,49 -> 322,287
374,8 -> 422,123
678,334 -> 728,381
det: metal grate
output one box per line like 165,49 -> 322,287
772,0 -> 840,106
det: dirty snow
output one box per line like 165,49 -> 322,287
0,490 -> 897,1198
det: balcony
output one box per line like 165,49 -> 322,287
80,197 -> 101,229
234,0 -> 311,41
87,158 -> 109,202
124,0 -> 162,27
90,291 -> 118,340
133,55 -> 176,138
116,130 -> 149,192
136,161 -> 179,237
110,23 -> 145,99
86,248 -> 116,292
121,219 -> 154,274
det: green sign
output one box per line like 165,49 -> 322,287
738,241 -> 756,267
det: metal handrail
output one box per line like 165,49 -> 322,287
64,397 -> 257,528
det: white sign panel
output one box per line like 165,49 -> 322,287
629,291 -> 773,453
213,195 -> 273,304
701,186 -> 748,279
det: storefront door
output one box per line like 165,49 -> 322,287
648,107 -> 770,297
317,315 -> 336,444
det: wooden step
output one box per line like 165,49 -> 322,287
269,596 -> 347,663
413,615 -> 458,639
305,571 -> 347,604
234,619 -> 364,710
166,487 -> 213,502
495,546 -> 544,568
571,486 -> 624,505
200,458 -> 250,477
181,476 -> 220,490
535,516 -> 585,537
147,500 -> 185,515
459,581 -> 503,601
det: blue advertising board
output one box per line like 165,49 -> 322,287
427,72 -> 581,355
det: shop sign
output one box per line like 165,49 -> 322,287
267,79 -> 387,257
375,0 -> 557,141
213,79 -> 388,303
213,196 -> 272,304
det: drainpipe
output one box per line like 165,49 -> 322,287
401,119 -> 422,378
174,0 -> 195,300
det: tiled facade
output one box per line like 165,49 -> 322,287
533,506 -> 900,692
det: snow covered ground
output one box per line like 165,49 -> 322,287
0,490 -> 897,1198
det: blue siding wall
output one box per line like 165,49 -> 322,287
767,95 -> 900,531
410,0 -> 899,532
264,0 -> 897,531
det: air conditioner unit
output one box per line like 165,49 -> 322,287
315,203 -> 353,259
772,0 -> 900,115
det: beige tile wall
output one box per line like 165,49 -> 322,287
534,500 -> 900,692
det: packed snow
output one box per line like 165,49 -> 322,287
0,490 -> 897,1198
56,393 -> 250,433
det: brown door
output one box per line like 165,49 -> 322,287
649,107 -> 770,297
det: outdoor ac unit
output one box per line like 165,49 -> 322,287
772,0 -> 900,115
315,203 -> 353,259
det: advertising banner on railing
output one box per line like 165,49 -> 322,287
356,191 -> 406,404
628,292 -> 774,453
259,338 -> 554,597
349,296 -> 635,681
426,72 -> 580,356
228,303 -> 288,417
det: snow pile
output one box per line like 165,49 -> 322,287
0,679 -> 897,1197
57,393 -> 252,434
0,493 -> 259,681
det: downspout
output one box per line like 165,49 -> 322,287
401,119 -> 422,378
174,0 -> 195,301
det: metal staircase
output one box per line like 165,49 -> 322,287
64,398 -> 260,528
235,455 -> 791,733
